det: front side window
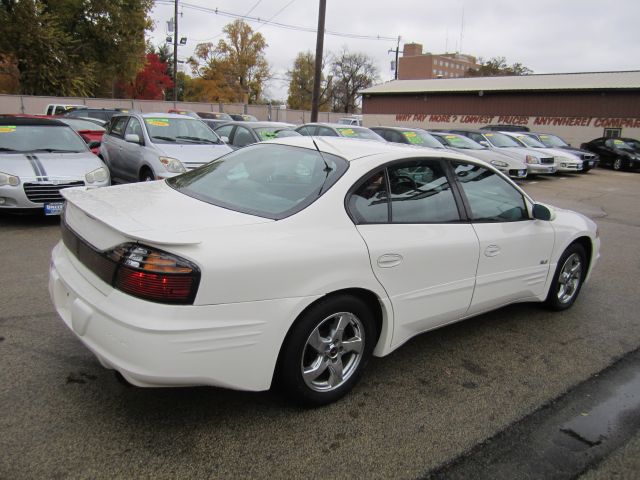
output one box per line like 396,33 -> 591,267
215,124 -> 234,140
232,126 -> 255,147
296,125 -> 316,136
124,117 -> 143,139
348,170 -> 389,223
168,143 -> 348,220
453,162 -> 528,222
110,116 -> 129,137
317,127 -> 339,137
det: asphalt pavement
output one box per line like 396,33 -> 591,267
1,168 -> 639,479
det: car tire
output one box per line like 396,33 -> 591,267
612,158 -> 624,171
276,294 -> 376,406
545,243 -> 587,311
140,168 -> 155,182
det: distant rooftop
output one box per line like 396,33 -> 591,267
361,71 -> 640,95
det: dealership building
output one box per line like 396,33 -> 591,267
361,71 -> 640,146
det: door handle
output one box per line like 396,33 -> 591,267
484,245 -> 501,257
377,254 -> 403,268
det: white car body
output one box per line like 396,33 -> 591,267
49,137 -> 599,397
500,131 -> 583,173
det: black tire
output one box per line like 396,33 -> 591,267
140,168 -> 155,182
545,243 -> 587,311
276,295 -> 376,406
612,158 -> 624,171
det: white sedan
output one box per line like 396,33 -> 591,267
49,137 -> 600,406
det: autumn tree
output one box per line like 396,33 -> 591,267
0,0 -> 153,96
286,51 -> 331,111
123,53 -> 173,100
465,57 -> 533,77
189,20 -> 269,103
0,54 -> 20,94
329,49 -> 378,113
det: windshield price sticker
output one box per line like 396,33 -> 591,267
258,131 -> 277,140
337,128 -> 357,137
146,118 -> 170,127
402,132 -> 424,144
0,125 -> 16,133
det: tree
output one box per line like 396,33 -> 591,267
286,51 -> 331,111
329,48 -> 378,113
189,20 -> 269,103
0,54 -> 20,94
465,57 -> 533,77
0,0 -> 153,96
123,53 -> 173,100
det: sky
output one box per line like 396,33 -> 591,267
148,0 -> 640,102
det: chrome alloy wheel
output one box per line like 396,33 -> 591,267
556,253 -> 583,304
301,312 -> 365,392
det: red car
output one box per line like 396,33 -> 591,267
55,117 -> 106,155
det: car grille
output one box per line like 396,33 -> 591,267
580,154 -> 596,160
540,157 -> 554,164
23,182 -> 84,203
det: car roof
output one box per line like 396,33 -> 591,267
266,135 -> 472,162
371,126 -> 426,133
223,121 -> 294,128
0,116 -> 66,127
298,122 -> 371,129
138,112 -> 198,119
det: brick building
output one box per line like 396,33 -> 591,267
398,43 -> 481,80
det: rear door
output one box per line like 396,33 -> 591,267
451,161 -> 555,315
348,158 -> 479,348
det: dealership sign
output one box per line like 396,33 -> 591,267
394,114 -> 640,129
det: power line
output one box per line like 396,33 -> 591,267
255,0 -> 297,33
153,1 -> 396,41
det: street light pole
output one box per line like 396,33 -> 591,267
173,0 -> 179,102
310,0 -> 326,122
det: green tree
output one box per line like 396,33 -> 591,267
189,20 -> 269,103
286,51 -> 331,111
329,48 -> 378,113
0,0 -> 153,97
465,57 -> 533,77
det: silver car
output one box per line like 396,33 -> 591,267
99,112 -> 232,183
0,117 -> 109,215
500,131 -> 584,173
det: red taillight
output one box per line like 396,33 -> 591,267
115,267 -> 196,303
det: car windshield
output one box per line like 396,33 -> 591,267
483,132 -> 522,148
144,117 -> 222,144
537,134 -> 569,148
400,130 -> 444,148
59,118 -> 106,132
439,134 -> 485,150
610,139 -> 634,151
514,135 -> 545,148
0,125 -> 88,152
167,143 -> 348,219
336,127 -> 383,140
254,127 -> 301,141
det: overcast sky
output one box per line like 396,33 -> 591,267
148,0 -> 640,102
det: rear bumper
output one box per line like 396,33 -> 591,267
49,241 -> 318,391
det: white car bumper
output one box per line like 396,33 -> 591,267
49,241 -> 318,391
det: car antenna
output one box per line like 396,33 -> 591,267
311,136 -> 333,196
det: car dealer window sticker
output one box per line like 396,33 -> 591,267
444,135 -> 468,148
0,125 -> 16,133
257,130 -> 277,141
337,128 -> 358,137
402,131 -> 424,145
145,118 -> 170,127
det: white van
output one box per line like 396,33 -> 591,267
45,104 -> 87,116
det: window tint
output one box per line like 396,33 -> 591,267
233,126 -> 255,147
453,162 -> 528,222
348,170 -> 389,223
110,116 -> 129,137
317,126 -> 339,137
388,161 -> 460,223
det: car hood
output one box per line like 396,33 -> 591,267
0,152 -> 105,180
450,148 -> 525,167
530,147 -> 580,161
493,147 -> 550,160
560,146 -> 596,157
153,143 -> 232,165
62,180 -> 272,246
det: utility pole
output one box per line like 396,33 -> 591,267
310,0 -> 326,122
173,0 -> 179,102
388,36 -> 401,80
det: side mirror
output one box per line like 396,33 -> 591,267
532,203 -> 556,221
87,140 -> 101,149
479,140 -> 490,147
125,133 -> 141,144
220,136 -> 230,143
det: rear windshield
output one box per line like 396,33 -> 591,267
167,143 -> 349,219
336,127 -> 382,140
0,125 -> 87,153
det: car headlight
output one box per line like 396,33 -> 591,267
0,171 -> 20,186
159,156 -> 186,173
525,155 -> 540,164
490,160 -> 508,168
85,167 -> 109,184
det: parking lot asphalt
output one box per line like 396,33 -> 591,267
1,168 -> 639,479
